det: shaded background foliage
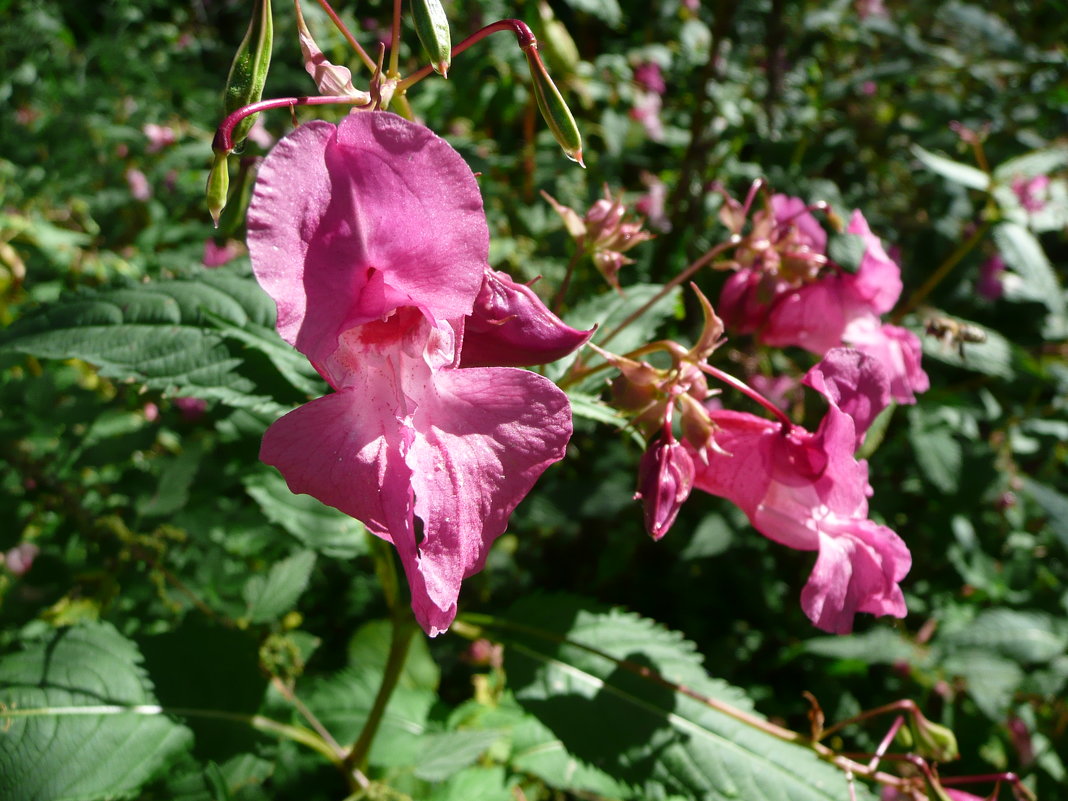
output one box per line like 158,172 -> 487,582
1,0 -> 1067,799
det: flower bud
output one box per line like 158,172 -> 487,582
223,0 -> 273,148
636,438 -> 695,540
206,151 -> 230,228
910,712 -> 959,763
411,0 -> 452,77
522,41 -> 584,166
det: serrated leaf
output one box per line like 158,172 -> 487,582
485,593 -> 871,801
911,144 -> 990,190
918,318 -> 1015,379
244,468 -> 368,558
1019,478 -> 1068,550
804,628 -> 917,664
0,267 -> 285,414
993,145 -> 1068,182
907,407 -> 962,493
424,764 -> 513,801
0,622 -> 194,801
994,222 -> 1066,319
243,550 -> 316,623
939,650 -> 1023,720
412,729 -> 505,781
938,609 -> 1068,663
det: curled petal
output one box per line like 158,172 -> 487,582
459,270 -> 593,367
843,318 -> 929,405
803,347 -> 891,448
247,113 -> 488,364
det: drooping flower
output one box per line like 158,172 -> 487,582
690,348 -> 909,633
247,112 -> 579,635
1011,174 -> 1050,213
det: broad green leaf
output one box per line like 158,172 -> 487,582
560,0 -> 622,28
347,620 -> 440,692
411,729 -> 506,781
938,650 -> 1023,721
567,390 -> 645,446
911,145 -> 990,191
424,764 -> 513,801
244,468 -> 368,558
994,222 -> 1066,318
993,145 -> 1068,182
0,622 -> 193,801
938,609 -> 1068,664
918,318 -> 1015,379
907,407 -> 962,493
483,594 -> 872,801
1019,478 -> 1068,550
804,628 -> 917,665
242,550 -> 316,623
0,267 -> 285,414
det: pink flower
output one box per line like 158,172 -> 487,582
143,122 -> 177,152
633,62 -> 666,96
629,91 -> 665,142
1011,174 -> 1050,213
173,397 -> 208,422
690,349 -> 909,633
247,112 -> 578,635
4,543 -> 39,577
978,253 -> 1005,300
126,168 -> 151,201
202,238 -> 243,268
724,206 -> 928,404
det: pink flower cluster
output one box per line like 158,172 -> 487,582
690,349 -> 909,633
247,112 -> 589,635
719,194 -> 929,404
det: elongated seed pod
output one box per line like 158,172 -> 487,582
224,0 -> 273,147
411,0 -> 452,77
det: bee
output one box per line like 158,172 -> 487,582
925,315 -> 987,358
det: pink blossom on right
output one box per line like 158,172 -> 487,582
721,202 -> 929,404
690,349 -> 909,633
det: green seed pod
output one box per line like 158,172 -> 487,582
523,43 -> 584,166
206,151 -> 230,228
411,0 -> 452,77
224,0 -> 273,148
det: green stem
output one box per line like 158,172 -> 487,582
892,220 -> 991,322
388,0 -> 403,79
344,537 -> 417,772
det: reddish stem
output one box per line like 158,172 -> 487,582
313,0 -> 376,72
699,362 -> 794,429
213,95 -> 369,154
397,19 -> 536,92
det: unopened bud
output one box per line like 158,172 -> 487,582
412,0 -> 452,77
910,711 -> 960,763
523,41 -> 584,166
224,0 -> 273,148
636,438 -> 695,540
206,151 -> 230,228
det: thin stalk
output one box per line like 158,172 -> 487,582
699,362 -> 793,429
388,0 -> 403,78
213,95 -> 370,153
892,220 -> 991,322
343,538 -> 416,772
314,0 -> 376,72
550,247 -> 586,313
397,19 -> 535,93
271,676 -> 348,763
596,234 -> 741,350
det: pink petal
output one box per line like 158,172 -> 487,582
843,318 -> 929,404
772,194 -> 827,252
761,278 -> 850,353
460,270 -> 593,367
803,348 -> 891,448
801,521 -> 910,634
847,210 -> 902,314
247,113 -> 488,364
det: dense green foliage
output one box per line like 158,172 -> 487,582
2,1 -> 1066,799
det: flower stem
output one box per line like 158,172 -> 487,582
344,537 -> 417,773
892,220 -> 991,322
397,19 -> 536,93
213,95 -> 370,154
388,0 -> 403,79
699,362 -> 794,429
313,0 -> 376,72
597,234 -> 741,350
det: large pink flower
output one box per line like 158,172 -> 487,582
691,349 -> 910,633
247,112 -> 578,635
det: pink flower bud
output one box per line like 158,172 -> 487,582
5,543 -> 39,577
637,438 -> 695,540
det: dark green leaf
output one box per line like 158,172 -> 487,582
242,550 -> 316,623
0,622 -> 193,801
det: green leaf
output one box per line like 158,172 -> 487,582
347,620 -> 440,692
242,550 -> 316,623
560,0 -> 622,28
1019,478 -> 1068,550
804,628 -> 917,665
0,267 -> 285,414
567,390 -> 645,446
911,145 -> 990,191
993,145 -> 1068,182
938,609 -> 1068,664
827,232 -> 868,272
0,622 -> 193,801
918,318 -> 1015,379
939,650 -> 1023,720
425,764 -> 513,801
485,594 -> 872,801
907,407 -> 962,493
994,221 -> 1066,320
244,468 -> 368,558
412,729 -> 506,781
